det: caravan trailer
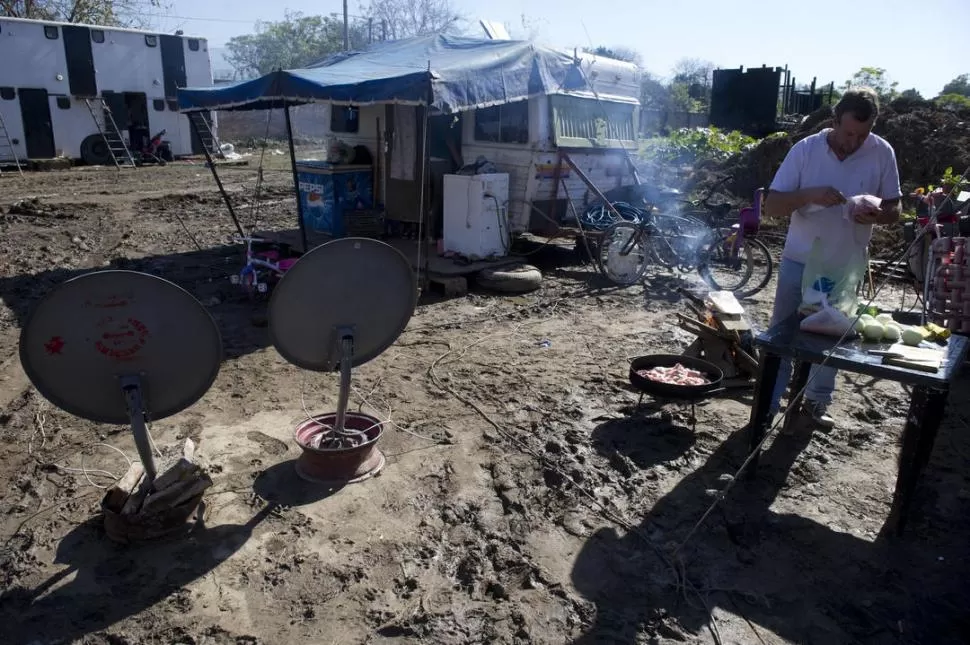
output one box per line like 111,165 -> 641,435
0,16 -> 216,165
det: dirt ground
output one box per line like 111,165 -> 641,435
0,160 -> 968,645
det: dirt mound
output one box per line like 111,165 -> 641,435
723,99 -> 970,201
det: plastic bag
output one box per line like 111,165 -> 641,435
800,293 -> 856,337
799,206 -> 869,316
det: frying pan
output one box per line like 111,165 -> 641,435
629,354 -> 725,402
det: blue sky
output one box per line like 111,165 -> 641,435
151,0 -> 967,97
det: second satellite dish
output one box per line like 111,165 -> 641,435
268,237 -> 417,371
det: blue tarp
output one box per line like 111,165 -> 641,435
178,34 -> 588,113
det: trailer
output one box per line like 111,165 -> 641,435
0,16 -> 219,167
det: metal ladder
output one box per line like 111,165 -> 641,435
84,98 -> 136,169
0,111 -> 24,176
187,111 -> 225,159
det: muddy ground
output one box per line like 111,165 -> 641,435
0,160 -> 968,645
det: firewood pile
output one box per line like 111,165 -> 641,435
100,438 -> 212,543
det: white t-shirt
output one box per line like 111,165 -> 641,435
769,129 -> 902,263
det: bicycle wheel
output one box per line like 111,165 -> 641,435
733,237 -> 774,298
648,212 -> 711,272
697,231 -> 755,293
598,221 -> 651,285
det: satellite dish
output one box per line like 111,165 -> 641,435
268,237 -> 416,481
19,270 -> 222,481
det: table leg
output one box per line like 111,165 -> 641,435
883,385 -> 948,537
784,361 -> 812,432
746,351 -> 780,479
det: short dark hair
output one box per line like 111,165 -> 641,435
834,88 -> 879,123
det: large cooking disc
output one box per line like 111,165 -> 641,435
268,237 -> 416,371
19,270 -> 223,424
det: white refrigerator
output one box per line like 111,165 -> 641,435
442,173 -> 510,259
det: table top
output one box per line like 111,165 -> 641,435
754,316 -> 970,387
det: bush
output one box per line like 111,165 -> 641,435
639,127 -> 758,166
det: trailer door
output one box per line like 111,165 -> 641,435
160,35 -> 187,99
18,89 -> 55,159
62,25 -> 97,97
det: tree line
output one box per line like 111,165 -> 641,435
3,1 -> 966,114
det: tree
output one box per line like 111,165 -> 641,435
0,0 -> 167,27
362,0 -> 463,41
843,66 -> 898,103
941,74 -> 970,98
899,88 -> 923,100
225,11 -> 368,78
935,93 -> 970,112
639,71 -> 669,110
583,45 -> 641,66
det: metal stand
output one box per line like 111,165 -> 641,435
120,375 -> 157,482
333,334 -> 355,433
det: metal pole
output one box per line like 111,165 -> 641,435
284,105 -> 309,253
189,112 -> 244,238
418,63 -> 431,291
343,0 -> 350,50
381,19 -> 387,42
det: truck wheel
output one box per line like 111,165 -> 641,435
80,134 -> 112,166
476,263 -> 543,293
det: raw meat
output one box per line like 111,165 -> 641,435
637,363 -> 710,386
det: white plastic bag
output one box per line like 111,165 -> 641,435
800,293 -> 856,337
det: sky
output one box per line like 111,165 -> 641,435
147,0 -> 968,98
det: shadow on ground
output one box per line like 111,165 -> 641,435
570,384 -> 970,644
0,504 -> 273,644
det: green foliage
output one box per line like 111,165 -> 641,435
935,93 -> 970,112
899,88 -> 923,100
843,66 -> 898,104
639,127 -> 757,165
0,0 -> 167,27
225,11 -> 368,78
940,166 -> 966,191
941,74 -> 970,98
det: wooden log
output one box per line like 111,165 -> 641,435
120,474 -> 150,516
142,471 -> 213,512
103,462 -> 145,513
150,458 -> 201,494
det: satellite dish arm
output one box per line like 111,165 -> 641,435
333,333 -> 355,433
120,375 -> 158,482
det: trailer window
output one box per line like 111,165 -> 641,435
56,97 -> 71,110
91,30 -> 105,43
44,26 -> 59,40
474,101 -> 529,145
167,100 -> 178,111
550,95 -> 637,148
330,106 -> 359,133
153,99 -> 166,111
0,87 -> 14,100
188,39 -> 200,51
145,35 -> 157,47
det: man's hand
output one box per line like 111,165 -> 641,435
805,186 -> 847,208
853,195 -> 900,225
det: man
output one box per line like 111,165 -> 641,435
764,88 -> 902,429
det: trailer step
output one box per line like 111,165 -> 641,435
83,98 -> 137,169
0,111 -> 24,176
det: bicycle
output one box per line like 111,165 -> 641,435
597,179 -> 774,297
228,236 -> 303,299
679,180 -> 774,298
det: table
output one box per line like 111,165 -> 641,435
746,315 -> 969,536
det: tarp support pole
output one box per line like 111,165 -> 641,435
284,105 -> 310,253
190,113 -> 244,239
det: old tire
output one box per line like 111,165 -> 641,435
80,134 -> 112,166
476,263 -> 542,293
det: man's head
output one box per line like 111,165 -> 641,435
829,89 -> 879,157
